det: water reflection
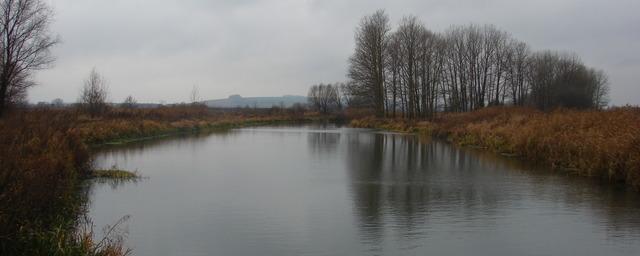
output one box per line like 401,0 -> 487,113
307,130 -> 341,155
307,129 -> 640,250
94,130 -> 239,169
90,176 -> 145,190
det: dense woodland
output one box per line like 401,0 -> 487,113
343,10 -> 610,118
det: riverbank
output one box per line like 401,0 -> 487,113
0,106 -> 327,255
351,106 -> 640,189
78,106 -> 330,146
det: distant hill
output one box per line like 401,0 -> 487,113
203,95 -> 307,108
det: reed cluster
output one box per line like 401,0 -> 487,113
0,110 -> 129,255
351,107 -> 640,188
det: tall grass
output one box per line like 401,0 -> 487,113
0,112 -> 85,229
351,107 -> 640,188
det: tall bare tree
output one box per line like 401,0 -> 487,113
504,39 -> 530,106
395,16 -> 424,118
394,16 -> 443,119
589,69 -> 609,109
385,33 -> 402,117
0,0 -> 57,116
348,9 -> 390,117
80,68 -> 108,117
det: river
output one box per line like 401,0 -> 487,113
90,124 -> 640,255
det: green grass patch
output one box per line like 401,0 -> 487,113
91,168 -> 139,179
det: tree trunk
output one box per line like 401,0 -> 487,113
0,74 -> 10,117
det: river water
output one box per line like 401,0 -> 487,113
90,124 -> 640,255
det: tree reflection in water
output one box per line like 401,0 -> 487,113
307,128 -> 640,247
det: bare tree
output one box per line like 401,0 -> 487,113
336,82 -> 351,108
348,9 -> 390,117
121,95 -> 137,109
190,85 -> 200,104
527,51 -> 607,110
395,16 -> 424,118
51,98 -> 63,107
308,83 -> 340,114
389,16 -> 442,119
80,68 -> 108,117
0,0 -> 57,116
589,69 -> 609,109
504,39 -> 531,106
385,33 -> 402,117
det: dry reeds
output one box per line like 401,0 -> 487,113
77,105 -> 314,145
351,106 -> 640,188
0,110 -> 92,254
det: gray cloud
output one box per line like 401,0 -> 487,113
31,0 -> 639,105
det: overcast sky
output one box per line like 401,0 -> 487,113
31,0 -> 639,105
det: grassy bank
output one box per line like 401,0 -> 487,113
0,106 -> 322,255
0,110 -> 130,255
77,105 -> 323,146
351,107 -> 640,188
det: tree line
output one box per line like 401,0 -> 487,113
346,10 -> 610,118
307,82 -> 354,114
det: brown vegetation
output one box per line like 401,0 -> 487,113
0,105 -> 316,255
351,106 -> 640,188
0,109 -> 93,254
77,105 -> 316,145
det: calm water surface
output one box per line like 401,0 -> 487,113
91,125 -> 640,256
